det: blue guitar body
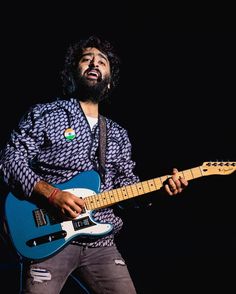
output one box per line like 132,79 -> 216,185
5,161 -> 234,261
4,170 -> 113,261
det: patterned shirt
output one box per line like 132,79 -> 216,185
0,98 -> 140,247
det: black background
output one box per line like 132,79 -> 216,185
0,5 -> 235,294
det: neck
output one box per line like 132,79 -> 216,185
79,101 -> 99,118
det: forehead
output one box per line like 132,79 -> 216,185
81,47 -> 109,62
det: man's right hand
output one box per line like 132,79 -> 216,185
33,180 -> 85,219
48,189 -> 85,219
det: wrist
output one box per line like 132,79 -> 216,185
48,188 -> 60,204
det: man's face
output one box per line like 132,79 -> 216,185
78,47 -> 111,85
76,47 -> 111,102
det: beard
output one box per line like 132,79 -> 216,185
76,74 -> 111,103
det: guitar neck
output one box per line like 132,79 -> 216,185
85,165 -> 205,210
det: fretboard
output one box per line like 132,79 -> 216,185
85,165 -> 204,210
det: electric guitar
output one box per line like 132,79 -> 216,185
4,161 -> 235,261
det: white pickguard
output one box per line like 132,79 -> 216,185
61,188 -> 113,240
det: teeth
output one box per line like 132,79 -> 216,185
88,70 -> 98,77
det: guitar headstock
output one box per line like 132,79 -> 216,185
201,161 -> 236,176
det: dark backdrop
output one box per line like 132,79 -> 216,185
0,6 -> 235,294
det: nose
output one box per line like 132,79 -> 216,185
89,57 -> 98,68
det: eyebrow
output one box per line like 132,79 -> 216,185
81,52 -> 109,62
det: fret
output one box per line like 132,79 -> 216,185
85,162 -> 235,210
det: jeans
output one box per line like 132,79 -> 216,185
22,244 -> 137,294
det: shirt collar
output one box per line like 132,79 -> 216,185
55,98 -> 81,115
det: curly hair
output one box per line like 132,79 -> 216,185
61,35 -> 121,99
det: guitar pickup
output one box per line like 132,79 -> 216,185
33,209 -> 48,227
72,217 -> 95,230
26,230 -> 67,247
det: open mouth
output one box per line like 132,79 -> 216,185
85,69 -> 101,80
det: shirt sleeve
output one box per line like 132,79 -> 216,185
110,129 -> 141,209
0,104 -> 45,197
112,129 -> 140,187
112,128 -> 154,209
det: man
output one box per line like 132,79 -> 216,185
0,35 -> 188,293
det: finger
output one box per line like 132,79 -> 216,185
164,184 -> 174,195
164,183 -> 178,196
65,206 -> 80,219
168,178 -> 177,191
173,178 -> 182,191
167,178 -> 184,194
74,197 -> 85,207
60,208 -> 74,220
64,193 -> 85,209
172,168 -> 179,175
70,203 -> 84,214
179,177 -> 188,187
171,170 -> 185,192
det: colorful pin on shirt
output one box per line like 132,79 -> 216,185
64,128 -> 76,140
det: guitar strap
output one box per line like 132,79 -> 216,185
98,114 -> 107,183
